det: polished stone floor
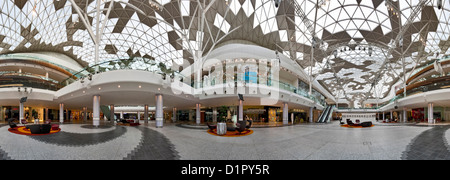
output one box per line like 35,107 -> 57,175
0,121 -> 449,160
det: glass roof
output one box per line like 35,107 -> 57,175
1,0 -> 449,106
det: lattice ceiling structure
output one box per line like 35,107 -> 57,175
1,0 -> 449,105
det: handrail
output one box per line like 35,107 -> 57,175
396,76 -> 450,96
406,58 -> 450,85
0,54 -> 80,75
59,57 -> 186,87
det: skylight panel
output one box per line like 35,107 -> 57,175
242,0 -> 254,17
380,19 -> 391,35
279,30 -> 288,42
229,0 -> 241,15
214,13 -> 230,34
377,2 -> 390,18
253,0 -> 279,34
156,0 -> 171,6
180,0 -> 190,17
359,0 -> 373,8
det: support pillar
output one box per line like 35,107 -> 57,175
110,105 -> 115,122
291,112 -> 294,125
93,95 -> 100,127
59,103 -> 64,124
172,108 -> 176,123
120,111 -> 124,119
239,100 -> 244,122
83,107 -> 87,122
213,107 -> 217,123
403,108 -> 407,123
309,107 -> 314,123
283,102 -> 288,125
66,109 -> 69,122
19,101 -> 24,123
383,112 -> 385,121
137,111 -> 140,121
428,102 -> 434,124
144,104 -> 149,124
196,103 -> 201,124
390,110 -> 393,121
45,108 -> 49,121
155,94 -> 163,128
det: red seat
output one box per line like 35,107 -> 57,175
44,119 -> 59,130
51,124 -> 60,130
129,123 -> 140,126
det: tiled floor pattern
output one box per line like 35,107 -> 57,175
402,125 -> 450,160
0,121 -> 449,160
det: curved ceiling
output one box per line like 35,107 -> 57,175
0,0 -> 449,107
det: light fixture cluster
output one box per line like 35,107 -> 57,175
18,87 -> 33,94
385,1 -> 400,18
149,0 -> 163,11
320,0 -> 330,8
334,45 -> 374,58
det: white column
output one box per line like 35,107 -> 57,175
390,110 -> 393,121
239,100 -> 244,121
403,108 -> 407,123
196,103 -> 201,124
172,108 -> 177,123
309,107 -> 314,123
137,111 -> 140,121
291,112 -> 294,124
213,107 -> 217,123
155,94 -> 163,128
83,107 -> 87,122
120,111 -> 124,119
428,102 -> 434,124
19,102 -> 24,123
59,103 -> 64,123
144,104 -> 149,124
383,112 -> 385,121
93,95 -> 100,127
283,102 -> 288,125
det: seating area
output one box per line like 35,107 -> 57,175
342,119 -> 373,128
206,120 -> 253,137
27,124 -> 52,134
116,119 -> 140,126
7,118 -> 61,136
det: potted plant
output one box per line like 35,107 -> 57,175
216,106 -> 228,135
32,109 -> 39,124
217,106 -> 228,123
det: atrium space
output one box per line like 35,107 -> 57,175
1,0 -> 450,166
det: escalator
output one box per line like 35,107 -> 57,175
317,106 -> 330,123
100,105 -> 115,121
317,105 -> 335,123
324,105 -> 335,123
